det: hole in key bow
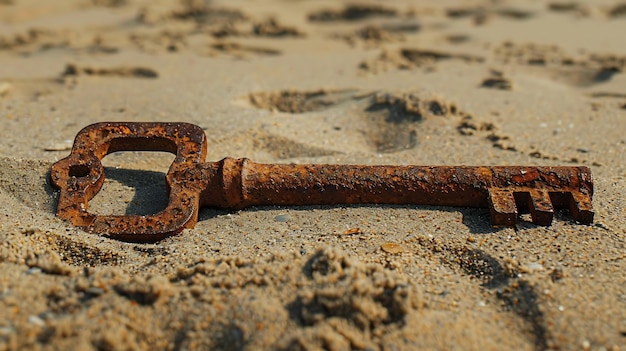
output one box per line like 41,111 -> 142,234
68,164 -> 90,178
88,151 -> 175,216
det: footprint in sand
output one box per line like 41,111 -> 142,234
245,88 -> 451,155
363,92 -> 459,153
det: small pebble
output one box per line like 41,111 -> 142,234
28,315 -> 45,326
26,267 -> 42,275
521,262 -> 544,273
274,214 -> 289,222
381,242 -> 404,254
86,287 -> 105,295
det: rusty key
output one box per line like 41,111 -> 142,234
50,122 -> 594,242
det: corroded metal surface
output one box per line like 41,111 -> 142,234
50,122 -> 594,242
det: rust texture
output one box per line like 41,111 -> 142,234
50,122 -> 594,242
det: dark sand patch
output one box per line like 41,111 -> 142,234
588,92 -> 626,99
308,4 -> 398,22
333,25 -> 405,48
62,63 -> 158,79
480,70 -> 513,90
445,34 -> 471,44
137,3 -> 248,26
91,0 -> 127,7
607,2 -> 626,18
252,18 -> 305,37
547,2 -> 581,13
445,5 -> 534,25
209,41 -> 281,57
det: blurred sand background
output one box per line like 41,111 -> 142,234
1,0 -> 625,350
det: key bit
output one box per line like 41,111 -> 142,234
50,122 -> 594,242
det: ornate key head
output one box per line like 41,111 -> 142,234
50,122 -> 208,242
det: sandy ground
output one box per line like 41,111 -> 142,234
1,0 -> 625,350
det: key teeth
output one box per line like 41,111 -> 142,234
489,189 -> 595,227
488,189 -> 518,226
528,190 -> 554,226
568,192 -> 594,224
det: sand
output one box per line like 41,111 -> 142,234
0,0 -> 625,350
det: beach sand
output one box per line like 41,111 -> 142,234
1,0 -> 625,350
